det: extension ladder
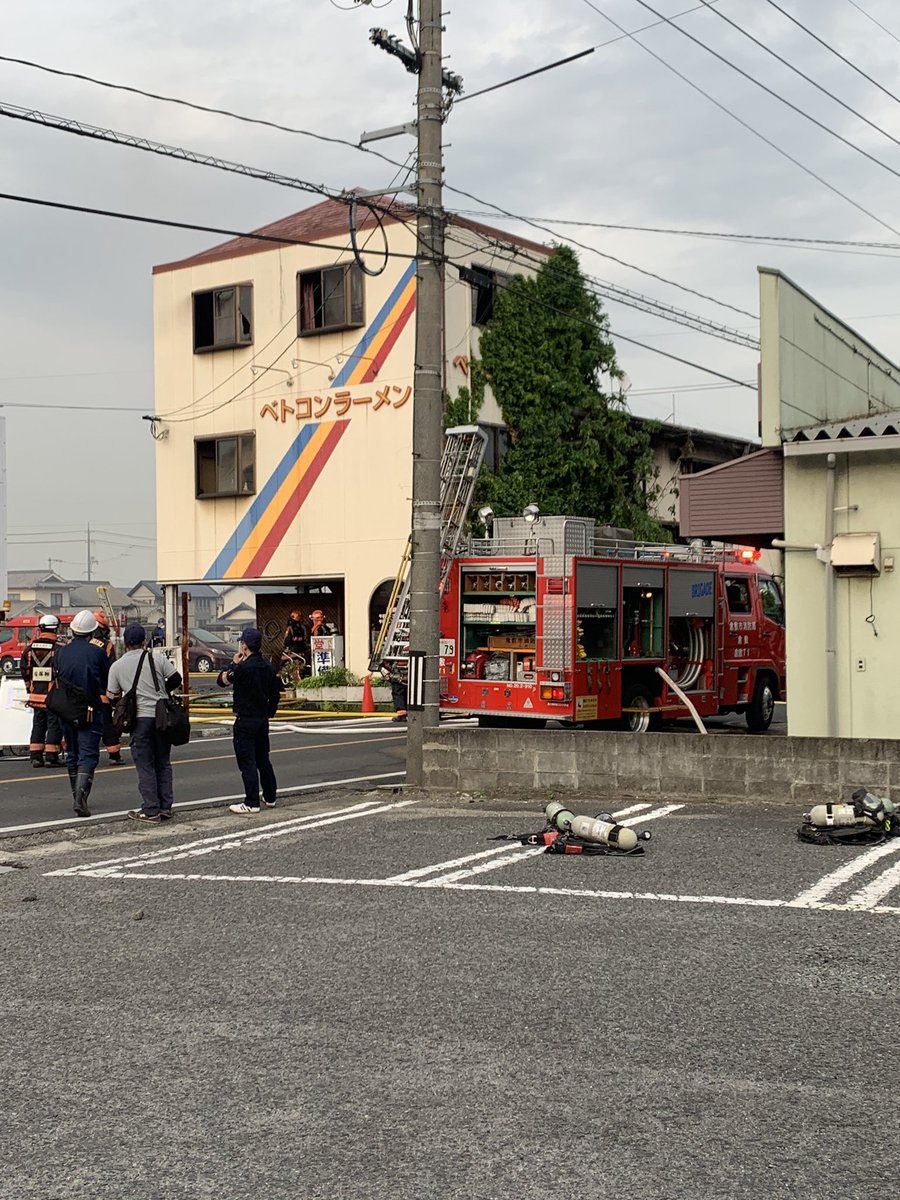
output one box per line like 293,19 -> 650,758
371,425 -> 488,670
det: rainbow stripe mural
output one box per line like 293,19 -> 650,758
204,259 -> 417,581
330,259 -> 416,388
205,420 -> 349,580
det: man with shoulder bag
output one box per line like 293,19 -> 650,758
106,624 -> 183,824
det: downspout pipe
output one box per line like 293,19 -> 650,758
824,453 -> 838,737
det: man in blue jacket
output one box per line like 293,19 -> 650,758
56,609 -> 110,817
216,627 -> 281,814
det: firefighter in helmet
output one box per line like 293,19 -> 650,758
21,614 -> 64,767
309,609 -> 332,637
90,611 -> 123,765
282,609 -> 309,671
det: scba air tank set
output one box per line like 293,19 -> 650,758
494,801 -> 652,857
798,788 -> 898,846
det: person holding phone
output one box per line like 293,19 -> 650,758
216,628 -> 281,814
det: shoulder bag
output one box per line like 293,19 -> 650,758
46,675 -> 92,729
112,649 -> 148,735
148,652 -> 191,746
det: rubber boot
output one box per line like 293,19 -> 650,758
44,753 -> 62,767
67,767 -> 78,799
31,751 -> 44,769
73,769 -> 94,818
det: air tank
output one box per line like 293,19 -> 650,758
544,801 -> 638,851
804,803 -> 873,829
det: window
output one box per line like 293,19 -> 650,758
298,264 -> 364,335
195,434 -> 256,499
758,577 -> 785,626
193,285 -> 253,352
468,265 -> 512,326
50,592 -> 63,608
725,578 -> 751,614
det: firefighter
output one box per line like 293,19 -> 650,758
21,614 -> 64,768
282,609 -> 310,677
309,609 -> 333,637
56,609 -> 110,818
90,611 -> 123,764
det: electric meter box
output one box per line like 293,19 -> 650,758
831,532 -> 881,577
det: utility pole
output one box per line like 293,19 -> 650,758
369,4 -> 461,784
404,0 -> 446,785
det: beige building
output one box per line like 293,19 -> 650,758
680,267 -> 900,739
151,195 -> 549,669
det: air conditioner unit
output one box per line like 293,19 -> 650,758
831,532 -> 881,577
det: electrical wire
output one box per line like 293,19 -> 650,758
697,0 -> 900,157
578,0 -> 900,239
629,0 -> 900,186
760,0 -> 900,110
845,0 -> 900,45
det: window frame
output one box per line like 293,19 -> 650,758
195,432 -> 257,500
470,264 -> 513,327
297,262 -> 365,337
192,283 -> 254,353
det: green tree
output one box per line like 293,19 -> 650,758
476,244 -> 666,541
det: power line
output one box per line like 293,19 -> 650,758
761,0 -> 900,110
629,0 -> 900,185
845,0 -> 900,45
579,0 -> 900,239
0,401 -> 147,412
697,0 -> 900,157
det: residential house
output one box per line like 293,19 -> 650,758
679,267 -> 900,740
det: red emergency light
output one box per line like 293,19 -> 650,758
738,548 -> 761,562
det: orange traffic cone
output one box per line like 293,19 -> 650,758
361,673 -> 376,714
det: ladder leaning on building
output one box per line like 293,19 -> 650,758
371,425 -> 488,671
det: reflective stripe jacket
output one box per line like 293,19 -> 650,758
21,636 -> 59,706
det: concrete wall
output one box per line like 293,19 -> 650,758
423,728 -> 900,804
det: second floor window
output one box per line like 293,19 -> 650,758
193,285 -> 253,352
195,434 -> 256,499
298,264 -> 364,335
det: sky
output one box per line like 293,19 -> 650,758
3,0 -> 900,585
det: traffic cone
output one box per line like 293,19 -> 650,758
361,673 -> 376,714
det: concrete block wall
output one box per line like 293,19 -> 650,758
422,728 -> 900,805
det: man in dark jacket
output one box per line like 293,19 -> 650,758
55,608 -> 110,817
216,627 -> 281,814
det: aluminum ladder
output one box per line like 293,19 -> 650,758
371,424 -> 488,670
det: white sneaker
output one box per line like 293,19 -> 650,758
229,803 -> 261,814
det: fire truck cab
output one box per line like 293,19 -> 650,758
439,515 -> 785,732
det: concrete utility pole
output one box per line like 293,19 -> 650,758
405,0 -> 446,785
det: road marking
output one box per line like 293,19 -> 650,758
0,734 -> 404,788
844,857 -> 900,909
59,799 -> 417,877
789,839 -> 900,906
4,772 -> 405,838
385,844 -> 525,883
420,846 -> 547,885
619,804 -> 684,826
52,871 -> 900,916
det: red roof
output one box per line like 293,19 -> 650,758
152,191 -> 552,275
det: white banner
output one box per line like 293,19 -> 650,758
0,677 -> 34,745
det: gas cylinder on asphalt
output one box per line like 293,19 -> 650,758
804,803 -> 873,828
569,814 -> 639,852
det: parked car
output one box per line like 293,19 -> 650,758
177,629 -> 239,673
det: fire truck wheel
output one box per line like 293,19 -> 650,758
621,685 -> 659,734
0,657 -> 16,676
746,675 -> 776,732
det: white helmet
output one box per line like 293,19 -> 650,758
70,609 -> 99,636
38,614 -> 60,630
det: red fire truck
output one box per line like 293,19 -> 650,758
438,516 -> 785,732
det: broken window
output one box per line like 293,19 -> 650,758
195,434 -> 256,499
193,284 -> 253,352
298,264 -> 365,335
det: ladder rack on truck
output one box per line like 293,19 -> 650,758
370,425 -> 488,671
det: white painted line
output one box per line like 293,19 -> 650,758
844,857 -> 900,909
32,775 -> 404,858
789,839 -> 900,906
385,844 -> 522,883
58,870 -> 900,917
420,846 -> 546,885
607,803 -> 652,818
619,804 -> 685,826
51,798 -> 397,877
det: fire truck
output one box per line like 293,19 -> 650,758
438,515 -> 785,732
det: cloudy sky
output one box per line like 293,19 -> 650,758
3,0 -> 900,584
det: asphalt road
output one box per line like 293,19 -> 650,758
2,789 -> 897,1200
0,719 -> 407,834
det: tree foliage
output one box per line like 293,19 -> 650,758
476,245 -> 667,540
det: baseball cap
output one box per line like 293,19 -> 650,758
123,623 -> 146,647
241,627 -> 263,651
